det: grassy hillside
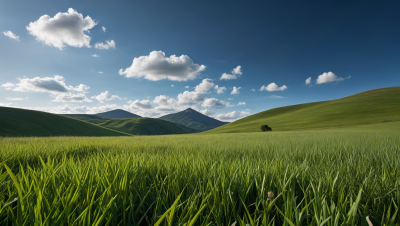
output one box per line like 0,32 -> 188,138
97,117 -> 200,135
96,109 -> 141,119
0,107 -> 129,137
62,114 -> 112,124
206,86 -> 400,133
159,108 -> 228,131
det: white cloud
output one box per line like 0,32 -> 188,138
260,83 -> 287,92
1,83 -> 15,90
177,91 -> 205,104
316,72 -> 344,84
92,54 -> 100,57
215,110 -> 250,122
185,85 -> 190,88
195,79 -> 214,93
52,93 -> 92,103
129,99 -> 153,109
26,8 -> 97,50
94,40 -> 115,50
201,98 -> 232,109
228,98 -> 233,100
3,31 -> 20,41
265,95 -> 285,98
154,95 -> 179,107
5,97 -> 23,101
305,77 -> 312,85
237,102 -> 246,106
98,71 -> 103,74
220,65 -> 242,80
250,88 -> 255,92
91,91 -> 121,103
214,85 -> 226,94
200,109 -> 215,117
7,75 -> 89,93
171,84 -> 174,87
119,51 -> 206,81
231,86 -> 241,94
102,26 -> 106,32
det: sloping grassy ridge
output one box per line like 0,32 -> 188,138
97,117 -> 200,135
206,86 -> 400,133
0,107 -> 129,137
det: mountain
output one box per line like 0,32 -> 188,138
159,108 -> 228,131
61,114 -> 111,124
205,86 -> 400,133
95,109 -> 141,119
97,118 -> 200,135
0,107 -> 130,137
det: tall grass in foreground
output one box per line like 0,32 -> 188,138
0,130 -> 399,225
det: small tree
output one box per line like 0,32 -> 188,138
261,125 -> 272,132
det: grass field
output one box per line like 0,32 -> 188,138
0,121 -> 399,225
206,87 -> 400,133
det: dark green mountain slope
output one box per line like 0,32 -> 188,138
205,86 -> 400,133
159,108 -> 228,131
0,107 -> 130,137
98,117 -> 200,135
96,109 -> 141,119
62,114 -> 111,124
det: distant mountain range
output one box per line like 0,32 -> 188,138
159,108 -> 228,131
95,109 -> 141,119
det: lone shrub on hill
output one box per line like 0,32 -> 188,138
261,125 -> 272,131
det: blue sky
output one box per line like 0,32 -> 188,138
1,0 -> 399,121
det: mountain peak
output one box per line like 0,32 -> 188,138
95,109 -> 141,119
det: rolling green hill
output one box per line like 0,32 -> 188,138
97,117 -> 200,135
96,109 -> 141,119
0,107 -> 130,137
159,108 -> 228,131
62,114 -> 112,124
205,86 -> 400,133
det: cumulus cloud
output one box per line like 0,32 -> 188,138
154,95 -> 179,107
119,51 -> 206,81
94,40 -> 115,49
237,102 -> 246,106
92,54 -> 100,57
171,84 -> 174,87
316,72 -> 344,84
185,85 -> 190,88
195,79 -> 214,93
52,93 -> 92,103
128,99 -> 153,109
201,98 -> 232,109
250,88 -> 255,92
91,91 -> 121,103
200,109 -> 215,117
214,85 -> 226,94
215,110 -> 250,122
6,97 -> 23,101
220,65 -> 242,80
1,83 -> 15,90
260,83 -> 287,92
26,8 -> 97,50
102,26 -> 106,32
6,75 -> 89,93
305,77 -> 312,85
3,31 -> 20,41
177,91 -> 205,104
231,86 -> 241,94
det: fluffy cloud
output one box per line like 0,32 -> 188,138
94,40 -> 115,49
92,54 -> 100,57
27,8 -> 97,50
215,110 -> 250,122
231,86 -> 241,94
52,93 -> 92,103
250,88 -> 255,92
91,91 -> 121,103
3,31 -> 20,41
154,95 -> 179,107
5,75 -> 89,93
102,26 -> 106,32
177,91 -> 205,104
195,79 -> 214,93
214,85 -> 226,94
119,51 -> 206,81
185,85 -> 190,88
5,97 -> 23,101
316,72 -> 344,84
220,65 -> 242,80
200,109 -> 215,117
1,83 -> 15,90
98,71 -> 103,74
129,99 -> 153,109
305,77 -> 312,85
237,102 -> 246,106
201,98 -> 232,109
260,83 -> 287,92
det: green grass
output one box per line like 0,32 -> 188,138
206,86 -> 400,134
0,107 -> 130,137
62,114 -> 112,124
97,117 -> 200,135
0,121 -> 399,225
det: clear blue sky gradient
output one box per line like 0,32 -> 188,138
1,0 -> 399,120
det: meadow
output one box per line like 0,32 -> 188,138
0,122 -> 399,225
